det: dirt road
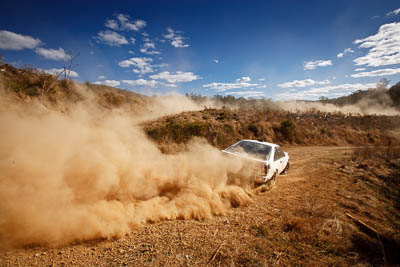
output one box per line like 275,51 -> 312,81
1,146 -> 398,266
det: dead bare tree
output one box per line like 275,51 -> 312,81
40,69 -> 64,103
39,50 -> 79,102
62,50 -> 79,93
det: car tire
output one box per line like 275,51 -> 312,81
281,162 -> 290,175
268,171 -> 277,187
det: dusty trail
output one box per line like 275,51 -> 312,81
0,146 -> 397,266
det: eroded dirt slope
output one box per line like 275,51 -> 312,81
1,146 -> 399,266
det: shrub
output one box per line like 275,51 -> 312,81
280,120 -> 296,142
248,123 -> 259,137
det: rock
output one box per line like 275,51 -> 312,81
118,249 -> 125,254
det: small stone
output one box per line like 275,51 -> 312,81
34,253 -> 40,257
118,249 -> 125,254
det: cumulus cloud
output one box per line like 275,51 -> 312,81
277,79 -> 330,88
140,42 -> 160,55
118,57 -> 154,74
386,8 -> 400,16
351,67 -> 400,78
116,14 -> 146,31
122,79 -> 159,88
164,28 -> 189,48
213,59 -> 219,64
98,75 -> 105,80
203,77 -> 259,92
35,48 -> 71,61
235,76 -> 251,83
304,60 -> 332,70
337,48 -> 354,58
96,30 -> 129,46
353,22 -> 400,67
150,71 -> 200,83
105,19 -> 119,30
40,68 -> 79,78
277,82 -> 376,100
93,80 -> 121,87
0,30 -> 42,50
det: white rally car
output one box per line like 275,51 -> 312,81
222,140 -> 289,185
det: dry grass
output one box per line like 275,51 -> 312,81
142,107 -> 400,150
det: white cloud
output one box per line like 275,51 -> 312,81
304,60 -> 332,70
40,68 -> 79,78
93,80 -> 121,87
140,42 -> 160,55
96,30 -> 129,46
118,57 -> 154,74
116,14 -> 146,31
98,75 -> 105,79
353,22 -> 400,67
354,68 -> 366,72
164,27 -> 189,48
351,68 -> 400,78
203,77 -> 258,92
337,48 -> 354,58
150,71 -> 200,83
277,83 -> 376,100
278,79 -> 330,88
105,19 -> 119,30
226,91 -> 265,98
386,8 -> 400,16
235,76 -> 251,83
213,59 -> 219,64
122,79 -> 159,87
0,30 -> 42,50
35,48 -> 71,61
258,78 -> 265,81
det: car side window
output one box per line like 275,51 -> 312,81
274,149 -> 280,161
276,147 -> 285,160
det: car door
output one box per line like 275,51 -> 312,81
275,146 -> 285,173
271,147 -> 282,174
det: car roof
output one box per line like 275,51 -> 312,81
237,139 -> 279,148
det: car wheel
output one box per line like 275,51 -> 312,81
281,162 -> 290,175
268,171 -> 277,187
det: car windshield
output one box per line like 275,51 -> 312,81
225,141 -> 272,160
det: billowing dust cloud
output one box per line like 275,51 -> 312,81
277,98 -> 400,116
0,94 -> 252,248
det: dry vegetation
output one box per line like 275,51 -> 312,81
142,107 -> 400,153
0,64 -> 400,266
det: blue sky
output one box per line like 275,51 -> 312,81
1,0 -> 400,100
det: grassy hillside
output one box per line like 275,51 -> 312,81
1,64 -> 399,151
0,64 -> 150,111
142,108 -> 400,152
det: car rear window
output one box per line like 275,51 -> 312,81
225,141 -> 272,160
